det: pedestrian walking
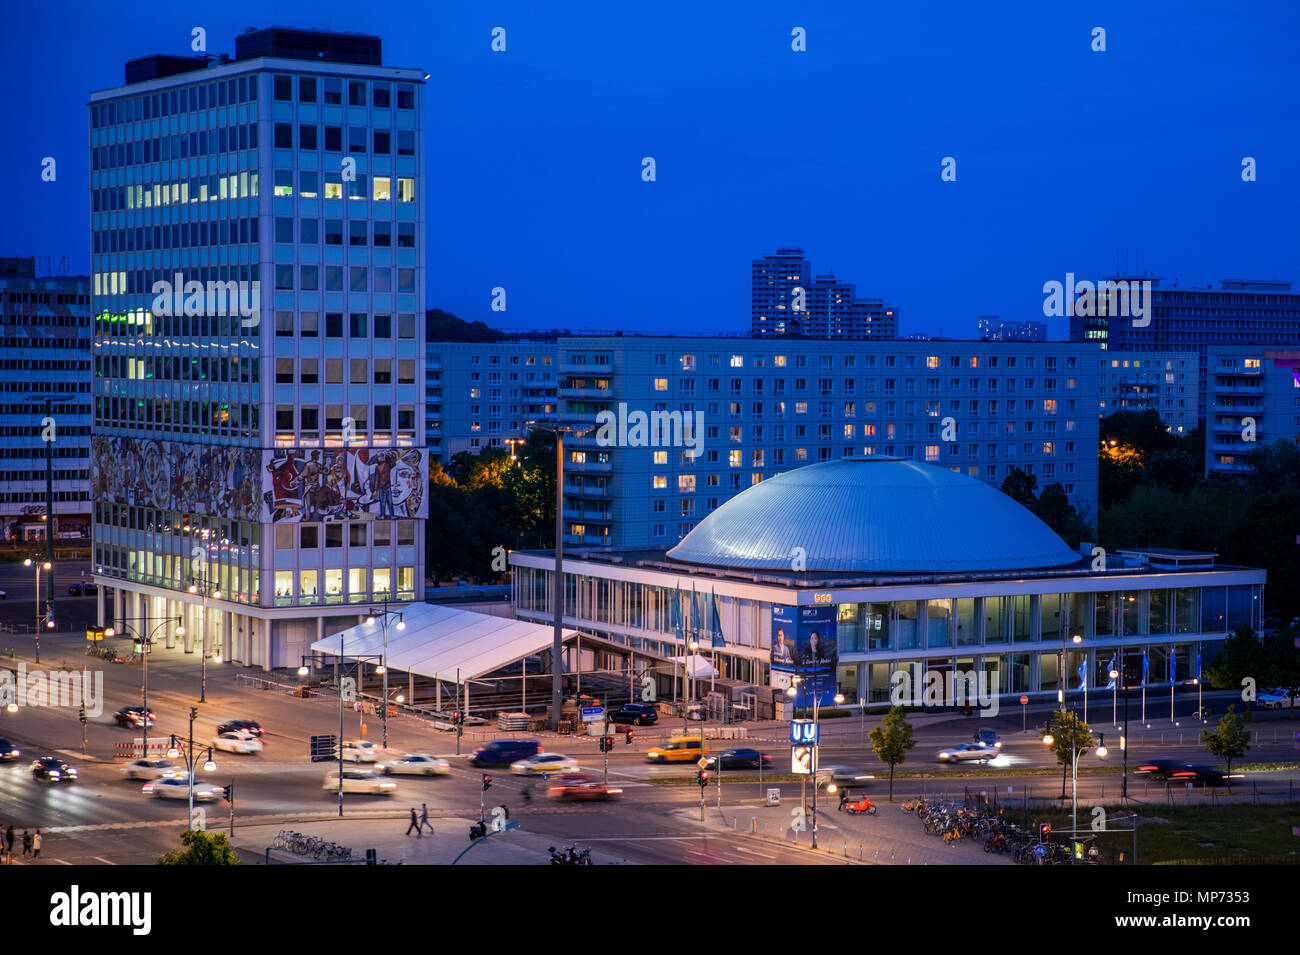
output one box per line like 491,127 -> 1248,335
31,830 -> 41,860
4,824 -> 12,856
405,807 -> 421,837
21,831 -> 30,857
419,803 -> 432,834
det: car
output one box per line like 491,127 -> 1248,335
31,756 -> 77,782
701,748 -> 771,770
547,773 -> 623,801
216,719 -> 263,738
0,738 -> 20,761
114,706 -> 155,728
470,739 -> 542,767
0,589 -> 6,599
645,736 -> 707,763
211,731 -> 263,755
67,583 -> 98,596
815,765 -> 876,786
510,752 -> 580,776
1258,688 -> 1298,710
342,740 -> 381,763
121,757 -> 180,780
937,742 -> 1000,763
323,769 -> 398,795
1134,757 -> 1187,780
976,728 -> 1002,749
143,776 -> 223,801
1167,764 -> 1244,787
608,703 -> 659,726
376,754 -> 451,776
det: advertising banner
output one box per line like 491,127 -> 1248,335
771,604 -> 838,705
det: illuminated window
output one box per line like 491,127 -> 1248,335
926,356 -> 939,369
653,475 -> 667,489
654,378 -> 668,391
730,355 -> 744,367
729,449 -> 741,467
678,475 -> 695,492
773,355 -> 786,367
397,178 -> 415,201
925,445 -> 940,462
372,176 -> 391,200
653,451 -> 668,464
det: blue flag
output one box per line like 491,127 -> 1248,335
1141,649 -> 1149,687
1195,645 -> 1201,681
1105,654 -> 1116,690
673,589 -> 683,646
1076,656 -> 1088,691
709,587 -> 724,648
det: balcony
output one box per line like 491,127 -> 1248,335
1214,383 -> 1264,396
566,458 -> 612,472
562,361 -> 614,375
565,483 -> 609,498
1212,403 -> 1261,414
559,386 -> 614,399
564,506 -> 612,521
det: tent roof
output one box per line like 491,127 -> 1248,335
310,602 -> 579,682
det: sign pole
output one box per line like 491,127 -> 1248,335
1020,695 -> 1028,733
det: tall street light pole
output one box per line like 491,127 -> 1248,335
526,420 -> 594,732
107,615 -> 183,758
23,558 -> 52,663
367,602 -> 406,749
188,577 -> 222,704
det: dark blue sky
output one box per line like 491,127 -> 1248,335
3,1 -> 1297,338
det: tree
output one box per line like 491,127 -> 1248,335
1200,704 -> 1251,791
868,706 -> 915,802
1041,709 -> 1094,799
1260,621 -> 1300,720
999,467 -> 1039,509
157,829 -> 240,865
1203,626 -> 1265,696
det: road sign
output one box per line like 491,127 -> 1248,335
697,756 -> 710,769
580,706 -> 605,724
1033,844 -> 1047,858
1020,695 -> 1028,706
790,719 -> 817,745
310,734 -> 337,762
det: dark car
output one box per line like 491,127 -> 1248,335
976,728 -> 1001,749
67,583 -> 98,596
217,719 -> 263,738
1134,758 -> 1187,780
470,739 -> 541,767
0,738 -> 20,761
609,703 -> 658,726
1168,764 -> 1243,787
701,748 -> 771,770
114,706 -> 155,728
31,756 -> 78,783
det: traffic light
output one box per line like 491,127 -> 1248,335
600,736 -> 614,753
624,729 -> 633,745
78,705 -> 87,725
482,774 -> 492,791
1038,822 -> 1052,843
696,770 -> 709,788
222,784 -> 234,803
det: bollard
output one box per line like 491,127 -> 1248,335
752,817 -> 757,834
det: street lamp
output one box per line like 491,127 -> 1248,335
188,577 -> 222,703
525,419 -> 596,732
1043,721 -> 1106,855
366,602 -> 405,748
22,558 -> 53,663
786,672 -> 843,849
107,615 -> 184,759
165,706 -> 217,828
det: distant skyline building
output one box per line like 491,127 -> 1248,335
1068,275 -> 1300,418
0,257 -> 91,541
1098,352 -> 1198,435
980,316 -> 1047,342
751,248 -> 898,340
89,26 -> 427,670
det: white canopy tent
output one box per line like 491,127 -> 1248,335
309,601 -> 579,683
672,653 -> 718,679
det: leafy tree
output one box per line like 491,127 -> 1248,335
1200,704 -> 1251,790
868,706 -> 915,802
157,829 -> 240,865
1242,440 -> 1300,494
1260,621 -> 1300,719
999,467 -> 1039,509
1041,709 -> 1094,799
1203,625 -> 1265,695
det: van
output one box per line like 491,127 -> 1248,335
470,739 -> 542,767
645,735 -> 707,764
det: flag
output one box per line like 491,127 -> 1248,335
1076,656 -> 1087,691
1196,644 -> 1202,682
673,588 -> 683,646
1105,654 -> 1116,690
709,587 -> 724,648
1141,649 -> 1149,687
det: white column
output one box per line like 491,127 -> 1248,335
262,617 -> 273,672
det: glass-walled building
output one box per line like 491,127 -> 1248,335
511,458 -> 1264,702
89,27 -> 426,669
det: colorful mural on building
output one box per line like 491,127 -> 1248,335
91,436 -> 262,521
91,437 -> 426,524
262,447 -> 426,523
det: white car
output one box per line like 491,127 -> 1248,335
1258,688 -> 1298,710
143,776 -> 223,801
510,752 -> 580,776
377,754 -> 451,776
121,757 -> 180,780
342,740 -> 381,763
937,742 -> 1000,763
212,731 -> 263,755
323,769 -> 397,795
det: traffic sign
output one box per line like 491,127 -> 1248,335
310,734 -> 337,762
1020,695 -> 1028,706
1033,844 -> 1047,858
697,756 -> 710,769
790,719 -> 817,745
581,706 -> 605,723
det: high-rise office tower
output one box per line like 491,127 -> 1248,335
0,257 -> 91,542
89,27 -> 427,669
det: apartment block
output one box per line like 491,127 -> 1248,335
1098,351 -> 1198,434
1204,346 -> 1300,475
752,248 -> 898,339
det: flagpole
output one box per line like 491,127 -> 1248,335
1141,650 -> 1147,723
1196,643 -> 1203,720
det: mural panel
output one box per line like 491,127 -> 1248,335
91,436 -> 262,521
262,447 -> 426,523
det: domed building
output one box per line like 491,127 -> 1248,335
512,458 -> 1263,710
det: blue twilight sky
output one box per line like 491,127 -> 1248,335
1,1 -> 1297,338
